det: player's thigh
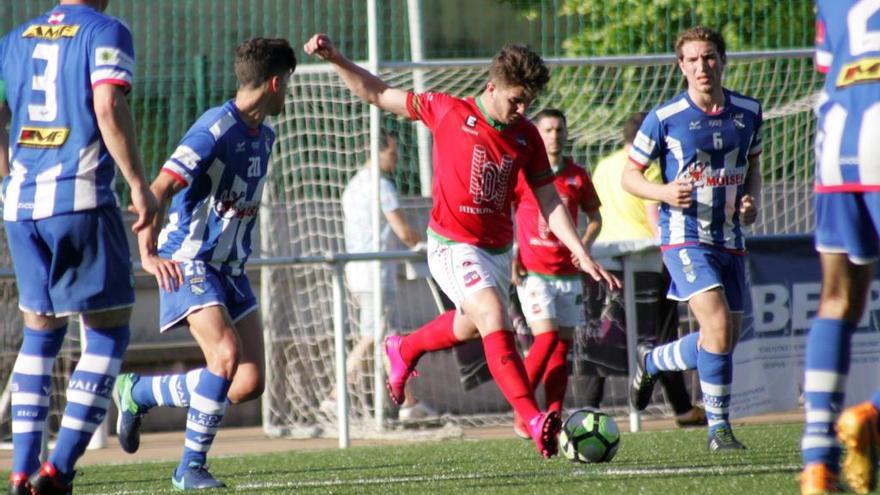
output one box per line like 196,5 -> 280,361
815,192 -> 880,264
817,252 -> 875,322
427,236 -> 512,312
459,286 -> 511,336
187,304 -> 240,367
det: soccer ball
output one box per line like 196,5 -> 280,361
558,409 -> 620,463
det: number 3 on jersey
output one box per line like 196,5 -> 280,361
29,43 -> 60,122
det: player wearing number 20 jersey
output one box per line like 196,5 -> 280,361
0,5 -> 135,221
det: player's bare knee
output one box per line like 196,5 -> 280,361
207,340 -> 239,379
22,312 -> 67,331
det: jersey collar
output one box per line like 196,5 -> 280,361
226,100 -> 262,136
474,96 -> 507,131
684,88 -> 730,117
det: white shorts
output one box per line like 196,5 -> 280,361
516,275 -> 585,328
427,236 -> 512,310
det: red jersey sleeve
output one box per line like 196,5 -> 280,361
406,91 -> 456,131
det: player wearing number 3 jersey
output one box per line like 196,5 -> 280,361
0,1 -> 158,493
304,33 -> 620,459
800,2 -> 880,494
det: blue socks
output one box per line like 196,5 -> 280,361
11,326 -> 66,476
131,369 -> 202,410
50,325 -> 130,479
178,369 -> 231,475
801,318 -> 853,469
646,332 -> 699,375
697,346 -> 733,435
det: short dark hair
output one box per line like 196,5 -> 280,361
623,112 -> 648,144
675,25 -> 726,63
234,38 -> 297,88
533,108 -> 566,127
488,44 -> 550,100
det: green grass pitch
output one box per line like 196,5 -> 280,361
10,423 -> 805,494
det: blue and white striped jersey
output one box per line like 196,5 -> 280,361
0,5 -> 135,220
628,89 -> 763,250
815,0 -> 880,192
157,100 -> 274,276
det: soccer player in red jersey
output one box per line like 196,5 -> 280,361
304,33 -> 619,458
510,108 -> 602,439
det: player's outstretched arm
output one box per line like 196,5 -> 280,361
0,101 -> 9,178
136,171 -> 184,292
533,182 -> 621,290
93,83 -> 157,233
304,33 -> 409,118
621,159 -> 692,208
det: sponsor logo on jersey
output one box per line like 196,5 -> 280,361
213,190 -> 260,219
17,127 -> 70,148
48,12 -> 65,24
836,57 -> 880,88
681,160 -> 745,188
95,46 -> 134,69
469,145 -> 513,210
466,115 -> 477,127
22,24 -> 80,40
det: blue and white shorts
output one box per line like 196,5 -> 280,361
662,244 -> 747,313
159,260 -> 257,332
5,205 -> 134,316
815,192 -> 880,265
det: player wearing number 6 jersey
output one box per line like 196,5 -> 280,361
800,2 -> 880,494
304,33 -> 620,459
111,38 -> 296,491
622,26 -> 763,452
0,1 -> 158,493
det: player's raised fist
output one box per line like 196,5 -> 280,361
304,34 -> 337,61
740,194 -> 757,225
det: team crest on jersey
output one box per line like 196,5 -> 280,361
17,127 -> 70,148
733,113 -> 745,129
22,24 -> 79,40
836,58 -> 880,88
189,275 -> 206,295
466,115 -> 477,127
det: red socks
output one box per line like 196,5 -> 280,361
483,330 -> 540,421
524,332 -> 557,388
524,332 -> 570,413
399,310 -> 458,366
542,338 -> 570,413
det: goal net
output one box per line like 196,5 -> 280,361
261,49 -> 821,437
